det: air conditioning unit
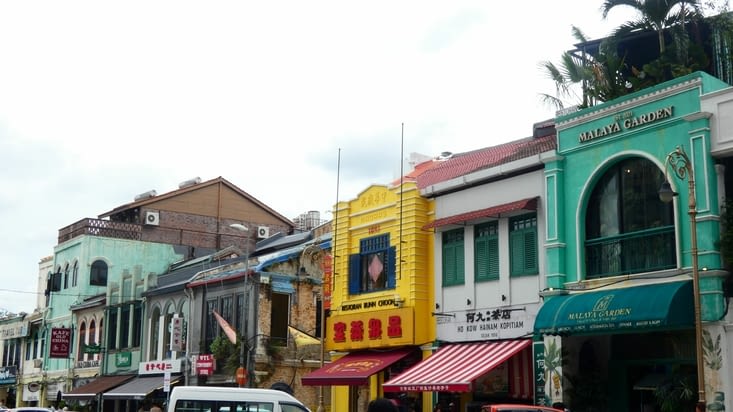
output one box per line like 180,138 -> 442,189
33,358 -> 42,368
144,211 -> 160,226
257,226 -> 270,239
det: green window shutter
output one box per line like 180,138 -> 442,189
523,229 -> 538,274
510,214 -> 538,276
443,244 -> 457,284
475,222 -> 499,281
510,230 -> 525,275
475,236 -> 489,281
456,242 -> 465,283
442,229 -> 465,286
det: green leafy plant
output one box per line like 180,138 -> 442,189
653,367 -> 697,412
210,335 -> 241,374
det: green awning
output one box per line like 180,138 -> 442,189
535,281 -> 693,335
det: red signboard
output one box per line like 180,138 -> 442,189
49,328 -> 71,358
195,354 -> 215,376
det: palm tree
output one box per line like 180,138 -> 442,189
539,26 -> 628,110
600,0 -> 702,57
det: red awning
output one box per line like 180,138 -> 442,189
383,339 -> 531,392
423,197 -> 538,230
301,348 -> 414,386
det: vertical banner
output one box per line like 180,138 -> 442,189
164,371 -> 171,392
321,253 -> 332,310
170,316 -> 183,352
533,341 -> 547,406
49,328 -> 71,358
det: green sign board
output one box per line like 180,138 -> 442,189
83,344 -> 101,354
116,352 -> 132,367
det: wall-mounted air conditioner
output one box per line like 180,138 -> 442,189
257,226 -> 270,239
144,211 -> 160,226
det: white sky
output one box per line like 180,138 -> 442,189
0,1 -> 638,314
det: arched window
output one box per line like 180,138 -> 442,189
89,319 -> 97,361
150,307 -> 161,360
163,304 -> 177,359
585,157 -> 675,278
90,260 -> 108,286
63,263 -> 70,289
72,261 -> 79,287
78,321 -> 87,361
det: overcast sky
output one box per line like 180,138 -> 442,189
0,1 -> 639,315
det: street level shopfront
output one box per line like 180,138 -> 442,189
541,72 -> 730,410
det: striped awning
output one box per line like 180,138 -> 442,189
422,197 -> 538,230
383,339 -> 531,393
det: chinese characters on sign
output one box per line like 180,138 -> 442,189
436,305 -> 537,341
139,359 -> 183,375
170,316 -> 184,352
333,315 -> 403,343
49,328 -> 71,358
328,307 -> 413,350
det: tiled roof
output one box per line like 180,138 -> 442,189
390,158 -> 440,186
423,197 -> 538,230
417,134 -> 557,189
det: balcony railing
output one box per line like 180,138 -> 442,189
585,226 -> 676,279
58,218 -> 142,244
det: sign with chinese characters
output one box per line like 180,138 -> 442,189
139,358 -> 183,375
195,354 -> 215,376
327,307 -> 414,350
533,341 -> 547,406
170,316 -> 184,352
321,254 -> 332,310
436,304 -> 537,342
49,328 -> 71,358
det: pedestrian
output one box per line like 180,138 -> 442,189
150,403 -> 163,412
368,397 -> 399,412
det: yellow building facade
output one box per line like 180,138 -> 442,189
307,181 -> 435,412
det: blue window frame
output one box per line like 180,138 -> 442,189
348,234 -> 396,294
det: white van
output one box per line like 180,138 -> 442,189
166,386 -> 311,412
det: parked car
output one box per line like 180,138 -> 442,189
481,405 -> 564,412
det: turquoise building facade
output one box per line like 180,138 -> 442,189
35,234 -> 183,409
537,72 -> 731,410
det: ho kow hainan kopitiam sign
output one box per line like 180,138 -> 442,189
578,106 -> 674,143
437,305 -> 536,341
